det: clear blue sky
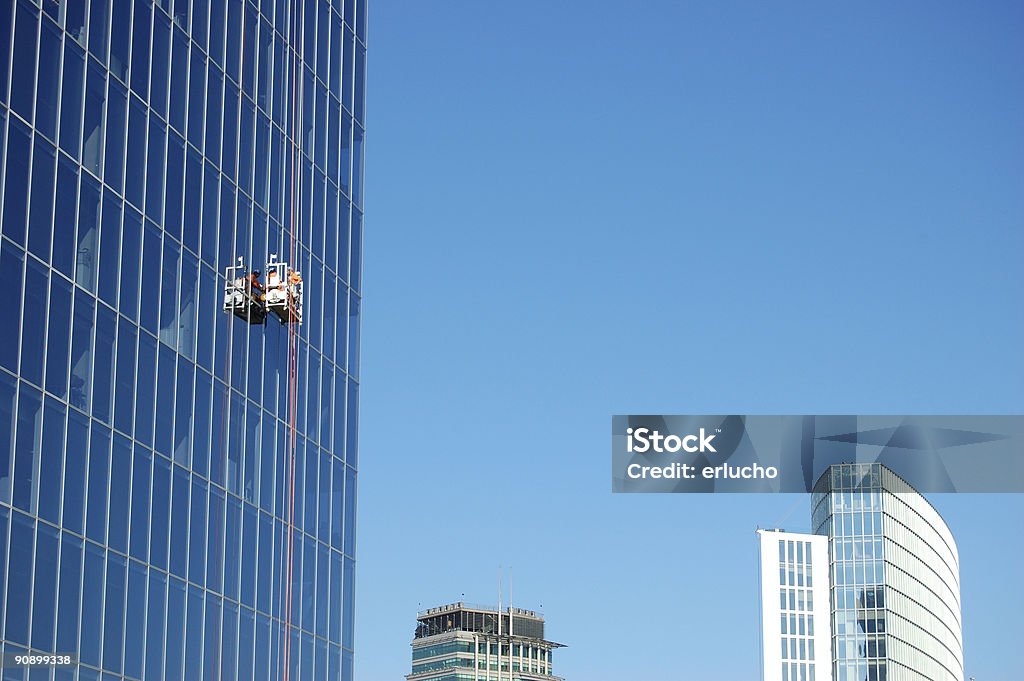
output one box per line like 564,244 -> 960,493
357,2 -> 1024,679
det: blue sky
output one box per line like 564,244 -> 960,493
356,2 -> 1024,679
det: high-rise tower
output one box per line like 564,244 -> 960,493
408,602 -> 564,681
812,464 -> 963,681
0,0 -> 365,678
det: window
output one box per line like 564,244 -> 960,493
109,434 -> 133,553
76,173 -> 102,288
129,445 -> 152,563
38,398 -> 66,525
86,422 -> 111,544
146,118 -> 167,224
56,533 -> 83,654
102,552 -> 126,672
137,333 -> 158,446
10,3 -> 38,122
28,138 -> 57,262
13,380 -> 43,514
124,560 -> 147,678
125,98 -> 148,208
6,511 -> 35,645
104,80 -> 128,193
152,11 -> 171,118
0,244 -> 24,373
2,119 -> 32,245
150,455 -> 171,571
46,276 -> 73,398
79,541 -> 105,666
82,63 -> 106,176
37,19 -> 62,139
113,318 -> 138,435
60,42 -> 87,159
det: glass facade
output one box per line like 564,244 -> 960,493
0,0 -> 365,678
812,464 -> 963,681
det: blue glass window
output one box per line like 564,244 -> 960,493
97,191 -> 121,308
192,369 -> 212,478
86,0 -> 108,60
104,80 -> 127,193
200,163 -> 219,267
174,360 -> 195,465
185,586 -> 205,674
207,487 -> 224,591
170,27 -> 189,132
145,571 -> 167,680
92,302 -> 116,424
138,223 -> 161,335
206,66 -> 224,167
82,62 -> 106,176
9,3 -> 38,122
125,98 -> 147,209
151,455 -> 171,571
109,433 -> 133,554
189,477 -> 208,586
0,373 -> 11,505
37,397 -> 66,525
2,119 -> 32,245
36,19 -> 62,139
13,381 -> 42,512
169,465 -> 190,578
203,593 -> 222,681
45,275 -> 72,399
27,138 -> 57,263
184,149 -> 203,257
0,243 -> 24,372
86,422 -> 111,544
146,117 -> 167,224
124,560 -> 147,679
62,409 -> 89,534
160,240 -> 181,349
240,502 -> 257,607
0,3 -> 10,105
55,533 -> 83,654
223,81 -> 239,181
109,0 -> 130,80
30,522 -> 58,650
135,331 -> 156,447
221,600 -> 239,680
79,541 -> 104,666
102,552 -> 126,673
151,11 -> 171,119
166,578 -> 187,680
113,317 -> 137,435
122,206 -> 143,320
166,131 -> 186,242
188,51 -> 207,151
209,0 -> 226,66
129,445 -> 151,562
53,156 -> 79,281
75,173 -> 99,290
5,511 -> 35,645
60,41 -> 87,159
155,344 -> 176,457
224,494 -> 241,600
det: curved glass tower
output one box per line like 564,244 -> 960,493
812,464 -> 963,681
0,0 -> 365,678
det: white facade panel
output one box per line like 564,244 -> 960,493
758,530 -> 833,681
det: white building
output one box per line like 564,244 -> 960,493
758,529 -> 834,681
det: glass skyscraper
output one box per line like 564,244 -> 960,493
812,464 -> 963,681
0,0 -> 365,678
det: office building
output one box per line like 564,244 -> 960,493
0,0 -> 365,678
812,464 -> 963,681
757,529 -> 833,681
408,602 -> 564,681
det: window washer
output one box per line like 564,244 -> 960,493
249,269 -> 264,299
